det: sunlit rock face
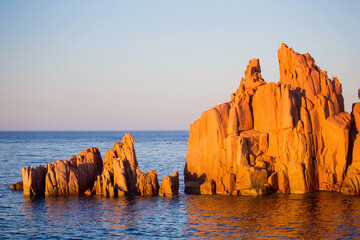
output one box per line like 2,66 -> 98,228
341,97 -> 360,195
159,171 -> 179,196
184,43 -> 357,195
22,147 -> 103,196
92,133 -> 160,197
21,133 -> 160,197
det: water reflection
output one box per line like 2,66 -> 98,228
184,193 -> 360,239
18,192 -> 360,239
21,195 -> 187,239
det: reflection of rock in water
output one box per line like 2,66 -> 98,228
183,193 -> 360,238
185,43 -> 360,196
18,192 -> 360,238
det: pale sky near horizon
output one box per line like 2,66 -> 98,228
0,1 -> 359,130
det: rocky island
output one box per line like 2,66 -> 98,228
11,44 -> 359,198
16,133 -> 179,197
184,43 -> 360,196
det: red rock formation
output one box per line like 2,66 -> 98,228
20,134 -> 160,197
92,133 -> 159,196
10,181 -> 23,190
22,165 -> 47,196
341,100 -> 360,195
22,147 -> 102,196
185,43 -> 355,195
159,171 -> 179,196
44,147 -> 102,196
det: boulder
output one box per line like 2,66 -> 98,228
159,171 -> 180,196
22,165 -> 47,196
10,181 -> 23,190
200,180 -> 216,195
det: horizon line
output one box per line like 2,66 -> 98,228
0,129 -> 189,132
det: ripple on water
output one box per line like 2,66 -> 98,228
1,131 -> 360,239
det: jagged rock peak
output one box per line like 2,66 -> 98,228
232,59 -> 266,101
92,133 -> 160,197
185,43 -> 354,196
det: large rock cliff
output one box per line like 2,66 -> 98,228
184,43 -> 357,195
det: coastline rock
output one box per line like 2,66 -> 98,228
185,43 -> 356,195
92,133 -> 159,196
22,165 -> 47,196
159,171 -> 179,196
10,181 -> 23,190
45,147 -> 103,196
22,147 -> 103,196
341,102 -> 360,195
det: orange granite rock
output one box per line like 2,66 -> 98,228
22,165 -> 47,196
341,134 -> 360,195
22,147 -> 102,196
19,134 -> 161,197
159,171 -> 179,196
93,133 -> 159,196
44,147 -> 102,196
185,43 -> 356,195
341,101 -> 360,195
10,181 -> 23,190
353,102 -> 360,133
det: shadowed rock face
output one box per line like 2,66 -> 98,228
184,43 -> 358,195
92,133 -> 160,197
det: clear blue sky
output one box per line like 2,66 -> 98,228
0,1 -> 359,130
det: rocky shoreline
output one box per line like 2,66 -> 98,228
11,43 -> 360,197
12,133 -> 179,197
185,43 -> 360,196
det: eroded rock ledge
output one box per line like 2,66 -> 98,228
15,133 -> 179,197
184,43 -> 360,196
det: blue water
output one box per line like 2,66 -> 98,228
1,131 -> 360,239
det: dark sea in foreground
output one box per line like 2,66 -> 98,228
1,131 -> 360,239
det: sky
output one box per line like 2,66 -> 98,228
0,1 -> 359,130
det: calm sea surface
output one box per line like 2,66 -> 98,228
1,131 -> 360,239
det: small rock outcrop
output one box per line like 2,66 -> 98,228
44,147 -> 103,196
22,147 -> 102,196
184,43 -> 357,196
91,133 -> 160,196
10,181 -> 23,190
159,171 -> 179,196
15,133 -> 178,197
22,165 -> 47,196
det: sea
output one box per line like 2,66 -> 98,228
1,131 -> 360,239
